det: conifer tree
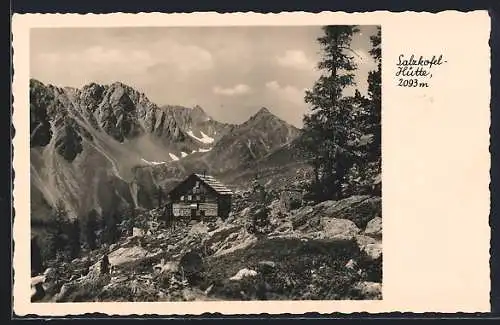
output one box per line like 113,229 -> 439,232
156,185 -> 163,208
31,235 -> 44,276
47,201 -> 69,260
301,25 -> 360,201
103,213 -> 120,244
366,26 -> 382,161
66,218 -> 81,259
84,209 -> 98,250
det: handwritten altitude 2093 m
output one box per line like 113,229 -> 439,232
396,54 -> 446,88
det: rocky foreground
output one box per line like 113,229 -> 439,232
31,195 -> 382,302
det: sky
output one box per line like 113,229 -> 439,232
30,26 -> 379,127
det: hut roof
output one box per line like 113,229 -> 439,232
194,173 -> 234,195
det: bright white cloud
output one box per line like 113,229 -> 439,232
38,46 -> 154,73
265,81 -> 280,90
31,26 -> 379,127
213,84 -> 252,96
276,50 -> 316,71
265,80 -> 307,106
35,40 -> 214,82
159,42 -> 214,72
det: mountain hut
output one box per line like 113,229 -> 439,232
166,172 -> 233,222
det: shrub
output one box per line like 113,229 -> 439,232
289,198 -> 302,211
179,251 -> 205,285
358,253 -> 382,283
204,238 -> 363,300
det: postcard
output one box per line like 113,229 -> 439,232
12,11 -> 491,316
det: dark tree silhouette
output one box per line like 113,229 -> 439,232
155,185 -> 164,208
66,218 -> 81,259
84,209 -> 98,250
31,236 -> 44,276
45,201 -> 69,260
103,213 -> 120,244
100,254 -> 110,275
366,26 -> 382,161
300,25 -> 360,201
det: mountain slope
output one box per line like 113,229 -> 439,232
30,79 -> 233,219
204,107 -> 301,173
30,80 -> 305,226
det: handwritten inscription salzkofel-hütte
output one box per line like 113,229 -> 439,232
396,54 -> 447,88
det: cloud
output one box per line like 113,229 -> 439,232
213,84 -> 252,96
30,26 -> 379,126
38,46 -> 154,73
159,42 -> 214,72
276,50 -> 316,71
34,40 -> 214,85
265,80 -> 307,106
265,80 -> 280,90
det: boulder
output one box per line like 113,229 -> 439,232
31,275 -> 46,287
54,283 -> 73,302
154,260 -> 179,274
108,246 -> 162,267
290,206 -> 314,229
240,207 -> 251,218
345,259 -> 358,270
291,195 -> 381,231
31,282 -> 45,302
206,225 -> 242,248
320,218 -> 360,240
189,222 -> 210,236
257,261 -> 276,273
355,234 -> 377,247
353,281 -> 382,300
328,196 -> 381,229
229,268 -> 258,281
355,235 -> 382,260
225,232 -> 239,242
364,217 -> 382,238
363,243 -> 382,260
258,260 -> 276,268
132,227 -> 144,237
43,267 -> 56,279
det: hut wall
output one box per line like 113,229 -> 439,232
217,195 -> 232,219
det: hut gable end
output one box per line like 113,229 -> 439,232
169,173 -> 233,198
167,173 -> 233,220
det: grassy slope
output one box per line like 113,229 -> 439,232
202,237 -> 372,300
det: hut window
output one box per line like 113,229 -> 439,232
188,195 -> 192,201
195,181 -> 200,187
180,195 -> 184,201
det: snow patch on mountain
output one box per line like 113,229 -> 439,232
141,158 -> 166,165
169,153 -> 179,161
181,151 -> 188,158
187,130 -> 215,144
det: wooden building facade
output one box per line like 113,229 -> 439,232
167,173 -> 233,221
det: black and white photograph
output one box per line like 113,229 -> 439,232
29,25 -> 382,303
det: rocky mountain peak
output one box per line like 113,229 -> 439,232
244,107 -> 294,132
256,107 -> 271,115
190,105 -> 210,122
